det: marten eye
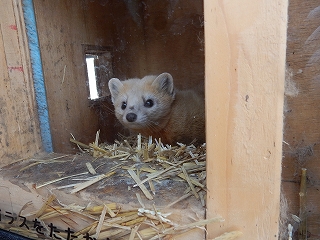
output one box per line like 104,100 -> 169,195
144,99 -> 154,108
121,101 -> 127,110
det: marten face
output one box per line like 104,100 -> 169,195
108,73 -> 175,132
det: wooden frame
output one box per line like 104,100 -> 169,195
204,0 -> 288,238
0,0 -> 42,167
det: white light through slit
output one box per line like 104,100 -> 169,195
86,56 -> 99,100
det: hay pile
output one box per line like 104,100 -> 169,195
9,194 -> 222,240
68,133 -> 207,205
3,133 -> 242,239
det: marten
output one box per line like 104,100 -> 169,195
108,72 -> 205,145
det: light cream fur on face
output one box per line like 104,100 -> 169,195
109,73 -> 205,145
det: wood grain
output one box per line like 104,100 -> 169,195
33,0 -> 113,153
282,0 -> 320,238
204,0 -> 288,238
0,0 -> 42,167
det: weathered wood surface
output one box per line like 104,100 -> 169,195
33,0 -> 109,153
282,0 -> 320,239
0,0 -> 42,167
0,152 -> 205,240
204,0 -> 287,239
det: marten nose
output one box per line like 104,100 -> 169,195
126,113 -> 137,122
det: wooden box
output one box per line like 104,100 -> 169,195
0,0 -> 303,239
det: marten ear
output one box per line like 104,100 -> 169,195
108,78 -> 123,103
152,72 -> 175,96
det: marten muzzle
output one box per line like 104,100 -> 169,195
126,113 -> 137,122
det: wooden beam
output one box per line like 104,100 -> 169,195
282,0 -> 320,237
204,0 -> 288,238
0,0 -> 42,166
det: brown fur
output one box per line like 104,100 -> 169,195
108,73 -> 205,144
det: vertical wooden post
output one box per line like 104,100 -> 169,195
204,0 -> 288,239
0,0 -> 42,166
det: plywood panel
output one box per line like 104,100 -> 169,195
142,0 -> 204,89
204,0 -> 287,238
282,0 -> 320,238
33,0 -> 115,153
111,0 -> 204,90
0,0 -> 42,166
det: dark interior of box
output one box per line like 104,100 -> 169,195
33,0 -> 204,154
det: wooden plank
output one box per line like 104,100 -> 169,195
137,0 -> 205,89
33,0 -> 106,153
0,0 -> 41,166
204,0 -> 288,238
0,152 -> 206,240
282,0 -> 320,238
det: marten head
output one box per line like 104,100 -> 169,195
108,72 -> 176,133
